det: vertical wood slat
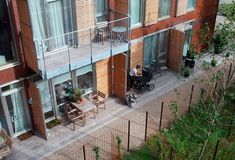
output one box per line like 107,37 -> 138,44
167,29 -> 185,72
96,58 -> 113,96
176,0 -> 188,16
16,0 -> 38,72
114,54 -> 127,99
144,0 -> 159,26
29,81 -> 48,140
130,39 -> 144,68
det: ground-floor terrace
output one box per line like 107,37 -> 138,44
5,66 -> 205,159
1,52 -> 229,159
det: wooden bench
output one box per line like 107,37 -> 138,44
0,128 -> 12,159
89,90 -> 106,113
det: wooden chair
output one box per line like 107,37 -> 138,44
64,102 -> 86,131
89,90 -> 106,113
0,128 -> 12,159
95,21 -> 108,45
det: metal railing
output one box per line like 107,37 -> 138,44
34,12 -> 130,79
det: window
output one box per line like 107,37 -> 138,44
96,0 -> 108,22
1,81 -> 31,136
37,80 -> 55,122
158,0 -> 171,19
28,0 -> 75,53
53,73 -> 72,106
76,65 -> 94,94
131,0 -> 142,26
188,0 -> 196,9
0,0 -> 17,67
143,35 -> 158,67
143,30 -> 169,67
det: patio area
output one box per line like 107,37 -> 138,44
7,70 -> 184,160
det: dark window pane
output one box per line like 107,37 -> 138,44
0,0 -> 16,66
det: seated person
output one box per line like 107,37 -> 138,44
129,65 -> 142,88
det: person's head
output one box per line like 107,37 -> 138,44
136,65 -> 141,69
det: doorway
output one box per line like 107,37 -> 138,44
1,83 -> 31,137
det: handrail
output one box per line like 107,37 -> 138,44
38,15 -> 130,42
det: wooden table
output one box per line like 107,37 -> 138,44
71,98 -> 96,119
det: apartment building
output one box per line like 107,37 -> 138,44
0,0 -> 219,140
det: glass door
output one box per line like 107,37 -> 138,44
2,88 -> 31,137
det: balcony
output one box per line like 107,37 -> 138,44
34,13 -> 130,79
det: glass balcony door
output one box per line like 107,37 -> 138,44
1,87 -> 31,137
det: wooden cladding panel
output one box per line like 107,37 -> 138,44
145,0 -> 159,26
76,0 -> 95,44
29,81 -> 47,140
17,0 -> 38,72
114,0 -> 128,14
96,58 -> 112,96
130,39 -> 143,68
114,54 -> 126,99
17,0 -> 31,26
167,29 -> 185,72
177,0 -> 188,16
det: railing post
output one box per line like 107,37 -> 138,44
159,102 -> 164,131
83,145 -> 86,160
144,112 -> 148,142
188,85 -> 194,112
41,40 -> 47,79
89,28 -> 93,63
67,35 -> 71,72
127,120 -> 130,152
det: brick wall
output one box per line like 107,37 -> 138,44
76,0 -> 95,45
145,0 -> 159,26
130,38 -> 144,68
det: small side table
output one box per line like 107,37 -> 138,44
112,26 -> 127,44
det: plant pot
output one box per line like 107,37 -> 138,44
185,58 -> 195,69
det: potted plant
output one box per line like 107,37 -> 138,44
185,46 -> 197,69
69,88 -> 85,104
211,57 -> 217,67
183,66 -> 191,78
126,94 -> 136,107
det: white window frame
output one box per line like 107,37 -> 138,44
130,0 -> 144,29
158,0 -> 171,21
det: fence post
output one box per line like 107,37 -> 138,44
127,120 -> 130,152
169,146 -> 173,160
83,145 -> 86,160
188,85 -> 194,112
159,102 -> 164,131
227,63 -> 233,79
144,112 -> 148,142
213,140 -> 220,160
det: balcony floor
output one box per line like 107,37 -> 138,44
39,39 -> 129,79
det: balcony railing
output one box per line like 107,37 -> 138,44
34,12 -> 130,79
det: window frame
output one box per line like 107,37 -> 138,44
95,0 -> 108,22
130,0 -> 144,28
158,0 -> 171,20
0,0 -> 19,70
187,0 -> 196,11
143,29 -> 169,67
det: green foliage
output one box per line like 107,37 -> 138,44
183,67 -> 191,78
211,57 -> 217,67
201,61 -> 211,70
69,88 -> 84,103
92,146 -> 100,160
219,2 -> 235,21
